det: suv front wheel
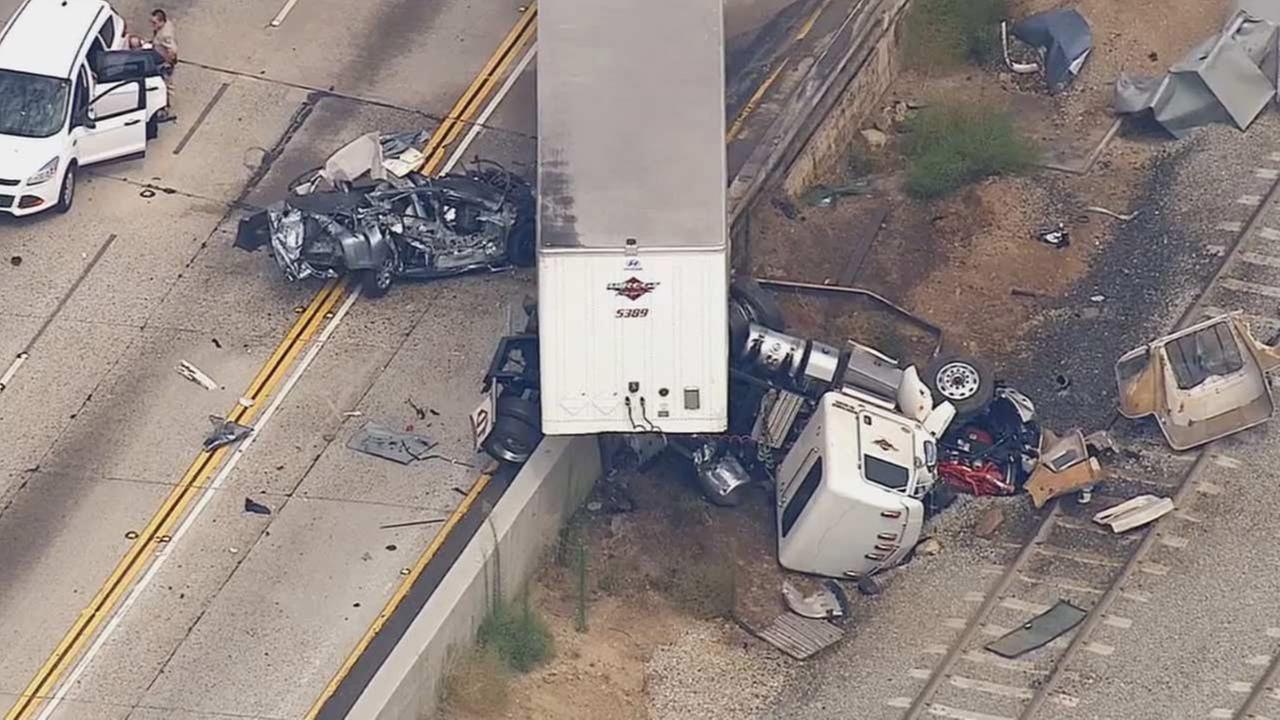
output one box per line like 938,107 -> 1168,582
55,162 -> 76,214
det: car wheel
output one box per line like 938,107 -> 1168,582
925,353 -> 995,418
483,393 -> 543,464
358,254 -> 398,298
55,162 -> 76,214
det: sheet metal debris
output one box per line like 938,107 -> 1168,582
1115,10 -> 1280,137
1011,9 -> 1094,92
986,600 -> 1087,658
756,612 -> 845,660
782,580 -> 849,619
234,130 -> 535,297
177,360 -> 218,391
1025,428 -> 1106,508
204,416 -> 252,451
1117,312 -> 1280,449
347,422 -> 436,464
243,497 -> 272,515
1094,495 -> 1175,533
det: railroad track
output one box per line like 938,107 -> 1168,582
892,150 -> 1280,720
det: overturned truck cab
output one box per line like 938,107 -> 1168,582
477,299 -> 969,579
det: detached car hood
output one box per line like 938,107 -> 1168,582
0,135 -> 62,180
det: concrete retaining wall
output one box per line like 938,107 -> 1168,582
348,436 -> 601,720
782,0 -> 910,197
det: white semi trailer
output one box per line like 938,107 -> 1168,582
474,0 -> 993,579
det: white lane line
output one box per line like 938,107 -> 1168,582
0,352 -> 27,391
442,42 -> 537,174
268,0 -> 303,27
34,36 -> 527,710
35,288 -> 363,719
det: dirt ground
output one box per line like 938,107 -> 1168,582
442,0 -> 1236,717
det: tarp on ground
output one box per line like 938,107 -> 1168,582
1114,9 -> 1280,138
1011,9 -> 1093,93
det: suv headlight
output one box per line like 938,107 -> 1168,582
27,157 -> 60,186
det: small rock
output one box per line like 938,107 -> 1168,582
860,127 -> 889,151
587,501 -> 603,512
916,537 -> 943,556
975,507 -> 1005,538
1089,294 -> 1106,303
9,256 -> 20,267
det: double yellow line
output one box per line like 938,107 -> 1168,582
5,278 -> 347,720
303,8 -> 537,718
5,6 -> 539,720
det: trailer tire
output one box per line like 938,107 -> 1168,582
507,217 -> 536,267
925,353 -> 995,418
484,394 -> 543,464
730,278 -> 785,331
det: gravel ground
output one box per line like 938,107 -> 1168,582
756,109 -> 1280,720
644,620 -> 797,720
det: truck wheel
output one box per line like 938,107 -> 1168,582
484,394 -> 543,464
507,217 -> 535,267
54,162 -> 76,214
925,353 -> 995,418
730,278 -> 785,331
357,255 -> 397,298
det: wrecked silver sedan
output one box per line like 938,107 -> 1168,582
234,131 -> 535,297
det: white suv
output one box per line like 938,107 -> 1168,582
0,0 -> 170,216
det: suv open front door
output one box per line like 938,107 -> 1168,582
78,75 -> 147,165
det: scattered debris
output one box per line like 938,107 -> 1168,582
938,386 -> 1040,497
406,397 -> 428,420
379,517 -> 447,529
1090,295 -> 1106,303
752,612 -> 845,660
771,197 -> 799,220
243,497 -> 272,515
1117,312 -> 1280,449
782,580 -> 849,620
238,397 -> 255,409
1036,223 -> 1070,249
1094,495 -> 1175,533
1084,205 -> 1142,222
801,180 -> 871,207
1010,9 -> 1094,93
1000,21 -> 1040,75
211,337 -> 222,349
975,506 -> 1006,538
346,422 -> 436,464
233,130 -> 535,297
176,360 -> 219,391
204,416 -> 252,451
1025,428 -> 1106,508
342,410 -> 364,418
1010,287 -> 1049,299
856,575 -> 885,596
986,600 -> 1087,658
9,256 -> 20,267
1116,10 -> 1279,137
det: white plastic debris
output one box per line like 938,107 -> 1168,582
1093,494 -> 1174,533
177,360 -> 219,390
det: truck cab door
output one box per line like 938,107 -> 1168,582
78,70 -> 147,165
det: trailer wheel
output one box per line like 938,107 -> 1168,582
484,394 -> 543,464
925,353 -> 995,418
730,278 -> 785,331
507,217 -> 536,267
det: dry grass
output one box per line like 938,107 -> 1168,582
440,647 -> 511,717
